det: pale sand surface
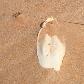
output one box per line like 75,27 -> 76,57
0,0 -> 84,84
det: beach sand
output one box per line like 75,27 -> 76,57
0,0 -> 84,84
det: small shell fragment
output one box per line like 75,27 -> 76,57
37,17 -> 66,71
42,16 -> 54,28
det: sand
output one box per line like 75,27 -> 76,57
0,0 -> 84,84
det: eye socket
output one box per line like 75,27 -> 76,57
48,43 -> 51,45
